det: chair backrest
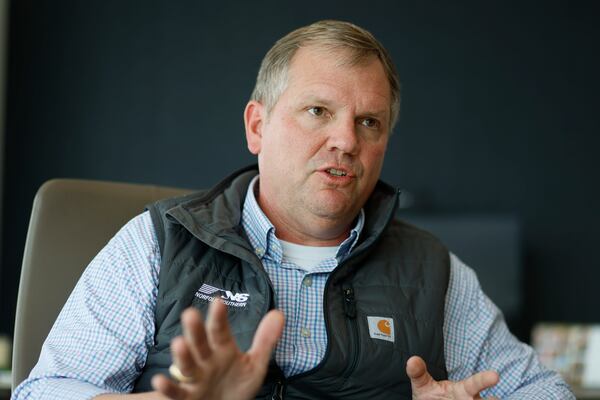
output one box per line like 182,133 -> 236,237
12,179 -> 192,390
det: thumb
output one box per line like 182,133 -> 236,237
406,355 -> 435,391
248,309 -> 284,366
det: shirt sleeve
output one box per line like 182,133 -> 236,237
12,211 -> 161,400
444,253 -> 575,399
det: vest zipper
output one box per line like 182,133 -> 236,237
277,217 -> 393,384
342,285 -> 359,378
343,286 -> 357,318
271,378 -> 285,400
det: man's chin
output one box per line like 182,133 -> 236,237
307,193 -> 358,221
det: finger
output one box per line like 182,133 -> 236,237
405,356 -> 435,390
247,309 -> 284,366
461,370 -> 499,396
151,373 -> 187,400
171,335 -> 197,379
181,307 -> 212,362
205,298 -> 234,347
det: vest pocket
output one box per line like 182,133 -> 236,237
335,283 -> 447,392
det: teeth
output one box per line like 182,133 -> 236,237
327,168 -> 347,177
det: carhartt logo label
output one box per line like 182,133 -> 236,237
195,283 -> 249,308
377,319 -> 391,335
367,316 -> 394,342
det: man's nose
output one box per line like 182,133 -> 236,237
327,118 -> 359,155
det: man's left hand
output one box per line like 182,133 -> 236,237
407,356 -> 500,399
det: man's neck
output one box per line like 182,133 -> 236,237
252,177 -> 356,246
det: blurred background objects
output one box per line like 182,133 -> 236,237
0,1 -> 598,398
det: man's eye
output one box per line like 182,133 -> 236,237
361,118 -> 380,129
308,106 -> 325,117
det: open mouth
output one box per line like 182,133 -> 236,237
326,168 -> 347,177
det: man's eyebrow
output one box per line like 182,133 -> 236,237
297,93 -> 389,121
298,95 -> 336,107
300,95 -> 388,115
360,110 -> 388,119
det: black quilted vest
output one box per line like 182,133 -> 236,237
133,165 -> 450,399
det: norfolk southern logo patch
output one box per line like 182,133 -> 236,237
195,283 -> 249,308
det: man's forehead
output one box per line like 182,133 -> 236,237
285,47 -> 391,108
290,44 -> 380,70
288,46 -> 388,87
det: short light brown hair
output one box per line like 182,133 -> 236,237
250,20 -> 401,129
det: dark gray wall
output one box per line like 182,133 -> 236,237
2,1 -> 599,338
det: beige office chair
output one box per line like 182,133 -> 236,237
11,179 -> 193,390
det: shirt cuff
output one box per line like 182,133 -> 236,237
13,376 -> 117,400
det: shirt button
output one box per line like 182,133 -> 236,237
302,276 -> 313,287
255,247 -> 265,257
300,328 -> 311,338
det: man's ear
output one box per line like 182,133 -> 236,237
244,100 -> 265,155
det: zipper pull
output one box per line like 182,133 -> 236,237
271,379 -> 284,400
343,286 -> 357,318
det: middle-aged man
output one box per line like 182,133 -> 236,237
13,20 -> 573,400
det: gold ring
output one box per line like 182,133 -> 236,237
169,364 -> 196,383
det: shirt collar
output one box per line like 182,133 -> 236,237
241,175 -> 365,263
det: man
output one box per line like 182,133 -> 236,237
14,20 -> 573,399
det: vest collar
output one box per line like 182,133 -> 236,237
166,164 -> 399,258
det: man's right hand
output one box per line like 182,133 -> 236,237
151,299 -> 284,400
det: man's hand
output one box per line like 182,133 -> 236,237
407,356 -> 500,400
151,299 -> 284,400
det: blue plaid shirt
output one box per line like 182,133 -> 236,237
13,178 -> 573,399
241,176 -> 365,376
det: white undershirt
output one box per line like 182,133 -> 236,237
279,239 -> 339,272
